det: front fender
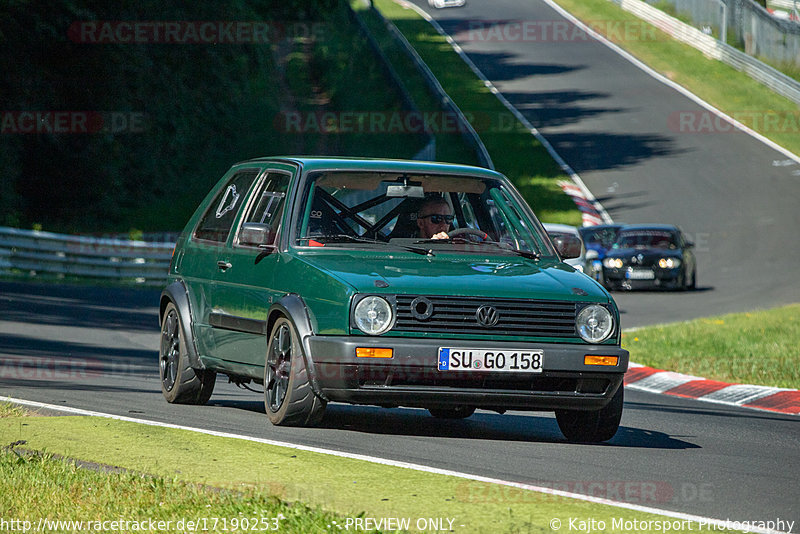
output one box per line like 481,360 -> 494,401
160,280 -> 205,370
267,294 -> 328,401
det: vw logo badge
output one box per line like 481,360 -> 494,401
475,305 -> 499,327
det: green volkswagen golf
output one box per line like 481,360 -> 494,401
159,157 -> 629,442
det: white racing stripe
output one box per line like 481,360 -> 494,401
0,395 -> 791,534
626,371 -> 703,394
700,384 -> 787,405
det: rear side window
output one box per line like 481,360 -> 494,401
194,169 -> 260,243
244,173 -> 290,228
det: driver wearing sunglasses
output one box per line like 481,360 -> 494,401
416,197 -> 453,240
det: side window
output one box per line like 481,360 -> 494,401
194,169 -> 260,243
238,172 -> 291,245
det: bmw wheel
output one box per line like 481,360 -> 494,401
159,302 -> 216,404
555,385 -> 623,443
265,317 -> 326,426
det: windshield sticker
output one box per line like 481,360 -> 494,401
216,184 -> 240,219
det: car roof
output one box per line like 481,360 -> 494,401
578,223 -> 624,232
619,224 -> 680,232
235,156 -> 502,179
543,223 -> 580,236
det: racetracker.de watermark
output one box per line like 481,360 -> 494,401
0,356 -> 144,382
668,110 -> 800,134
68,21 -> 326,44
457,480 -> 714,505
458,20 -> 659,43
0,111 -> 147,134
273,110 -> 524,134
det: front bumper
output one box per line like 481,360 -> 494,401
303,336 -> 628,411
603,267 -> 682,289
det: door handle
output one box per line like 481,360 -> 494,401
217,260 -> 232,271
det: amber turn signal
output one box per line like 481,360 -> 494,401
584,355 -> 619,366
356,347 -> 393,359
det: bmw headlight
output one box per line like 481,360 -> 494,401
658,258 -> 681,269
603,258 -> 623,269
354,296 -> 394,335
576,305 -> 614,343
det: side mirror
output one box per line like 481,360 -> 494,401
553,235 -> 582,260
240,223 -> 274,247
685,240 -> 695,248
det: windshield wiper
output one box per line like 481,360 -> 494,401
479,240 -> 540,260
413,237 -> 540,260
311,234 -> 434,256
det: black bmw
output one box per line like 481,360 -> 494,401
601,224 -> 697,291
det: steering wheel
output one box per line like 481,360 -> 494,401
448,228 -> 489,241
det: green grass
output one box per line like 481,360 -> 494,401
352,4 -> 478,166
0,402 -> 31,418
0,412 -> 727,534
0,447 -> 348,534
367,0 -> 582,225
623,305 -> 800,389
552,0 -> 800,159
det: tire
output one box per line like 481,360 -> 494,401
264,317 -> 326,426
159,302 -> 216,404
689,268 -> 697,290
555,385 -> 623,443
428,406 -> 476,419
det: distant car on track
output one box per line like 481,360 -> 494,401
543,223 -> 585,273
159,157 -> 628,442
428,0 -> 465,8
579,224 -> 624,284
601,224 -> 696,291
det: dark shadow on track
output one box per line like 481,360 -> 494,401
500,89 -> 625,129
540,132 -> 685,173
0,281 -> 160,332
624,400 -> 796,422
208,399 -> 699,449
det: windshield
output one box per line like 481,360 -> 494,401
293,171 -> 555,257
615,230 -> 678,250
580,226 -> 621,248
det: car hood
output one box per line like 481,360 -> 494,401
295,250 -> 609,302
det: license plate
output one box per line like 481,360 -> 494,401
626,268 -> 655,280
438,348 -> 543,372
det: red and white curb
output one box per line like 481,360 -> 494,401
558,181 -> 605,226
625,363 -> 800,415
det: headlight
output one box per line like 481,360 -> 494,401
603,258 -> 623,269
576,305 -> 614,343
354,296 -> 394,335
658,258 -> 681,269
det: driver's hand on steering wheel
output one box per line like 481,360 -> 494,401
431,231 -> 449,240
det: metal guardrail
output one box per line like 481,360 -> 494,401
369,3 -> 495,169
0,226 -> 173,285
616,0 -> 800,104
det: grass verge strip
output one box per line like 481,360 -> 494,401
1,411 -> 738,533
623,304 -> 800,389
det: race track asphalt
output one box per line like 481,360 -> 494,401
407,0 -> 800,327
2,0 -> 799,528
0,281 -> 797,526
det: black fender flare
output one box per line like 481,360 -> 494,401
160,280 -> 205,370
266,294 -> 327,401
